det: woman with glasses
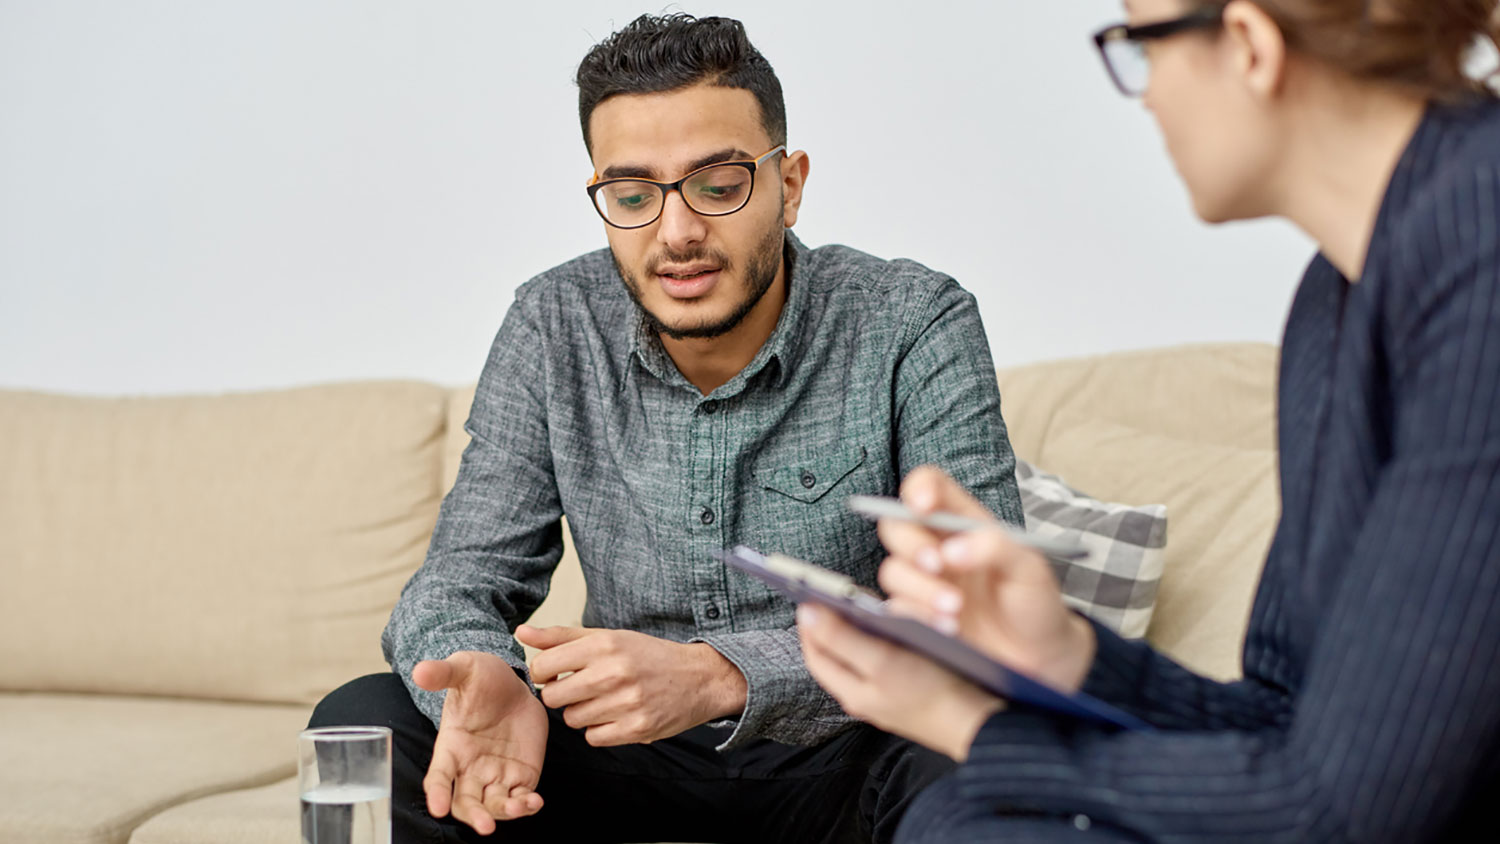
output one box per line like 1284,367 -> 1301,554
798,0 -> 1500,840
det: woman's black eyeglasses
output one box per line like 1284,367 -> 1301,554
1092,8 -> 1225,97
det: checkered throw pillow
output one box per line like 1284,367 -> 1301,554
1016,459 -> 1167,639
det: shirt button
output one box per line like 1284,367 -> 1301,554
706,605 -> 721,620
800,471 -> 816,489
700,507 -> 716,525
701,400 -> 718,414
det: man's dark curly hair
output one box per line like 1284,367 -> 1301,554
575,13 -> 787,153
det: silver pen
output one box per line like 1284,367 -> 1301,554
847,495 -> 1091,561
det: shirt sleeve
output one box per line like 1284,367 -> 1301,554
892,277 -> 1026,527
381,301 -> 564,726
922,166 -> 1500,841
1077,619 -> 1292,732
690,626 -> 857,749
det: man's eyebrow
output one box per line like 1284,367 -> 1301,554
686,148 -> 749,172
600,148 -> 749,181
600,163 -> 656,179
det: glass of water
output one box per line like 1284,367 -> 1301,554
298,726 -> 392,844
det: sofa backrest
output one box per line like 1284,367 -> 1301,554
996,343 -> 1280,679
0,382 -> 449,704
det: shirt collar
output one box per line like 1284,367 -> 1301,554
627,230 -> 811,396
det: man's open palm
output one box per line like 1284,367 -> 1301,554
412,651 -> 549,835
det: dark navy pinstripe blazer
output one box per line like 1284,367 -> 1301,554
899,99 -> 1500,843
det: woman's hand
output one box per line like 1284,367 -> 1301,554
878,466 -> 1097,694
797,603 -> 1003,761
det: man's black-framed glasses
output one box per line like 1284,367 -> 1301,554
1092,8 -> 1224,97
586,145 -> 787,229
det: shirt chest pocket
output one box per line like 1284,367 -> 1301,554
755,445 -> 869,504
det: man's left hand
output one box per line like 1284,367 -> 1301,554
517,624 -> 748,747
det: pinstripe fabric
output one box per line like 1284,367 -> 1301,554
381,233 -> 1025,751
900,99 -> 1500,842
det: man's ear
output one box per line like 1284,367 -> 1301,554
780,150 -> 811,228
1223,0 -> 1289,100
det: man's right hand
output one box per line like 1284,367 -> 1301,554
411,650 -> 549,834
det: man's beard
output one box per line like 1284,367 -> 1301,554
613,217 -> 784,342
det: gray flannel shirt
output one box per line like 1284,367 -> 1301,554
382,232 -> 1024,750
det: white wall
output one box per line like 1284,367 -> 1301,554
0,0 -> 1314,396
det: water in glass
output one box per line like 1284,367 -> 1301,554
300,783 -> 390,844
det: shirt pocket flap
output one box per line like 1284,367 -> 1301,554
757,445 -> 869,504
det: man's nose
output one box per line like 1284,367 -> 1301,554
656,189 -> 707,252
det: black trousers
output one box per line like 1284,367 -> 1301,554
309,673 -> 955,844
894,773 -> 1141,843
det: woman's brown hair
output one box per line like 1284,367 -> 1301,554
1201,0 -> 1500,99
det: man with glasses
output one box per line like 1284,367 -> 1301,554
310,13 -> 1025,843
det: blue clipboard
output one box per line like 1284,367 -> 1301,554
716,545 -> 1152,732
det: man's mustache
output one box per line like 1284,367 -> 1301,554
646,248 -> 734,274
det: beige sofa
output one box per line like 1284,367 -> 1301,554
0,342 -> 1280,844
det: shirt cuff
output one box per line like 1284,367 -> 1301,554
690,628 -> 856,750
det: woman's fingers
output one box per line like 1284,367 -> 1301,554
798,606 -> 889,717
886,596 -> 959,634
878,467 -> 1003,565
879,556 -> 963,623
879,555 -> 962,610
798,605 -> 893,679
876,516 -> 944,564
801,639 -> 872,716
938,526 -> 1035,574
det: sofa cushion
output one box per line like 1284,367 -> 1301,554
1035,413 -> 1278,680
128,777 -> 300,844
130,775 -> 703,844
1017,459 -> 1167,639
0,693 -> 310,844
0,382 -> 447,704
